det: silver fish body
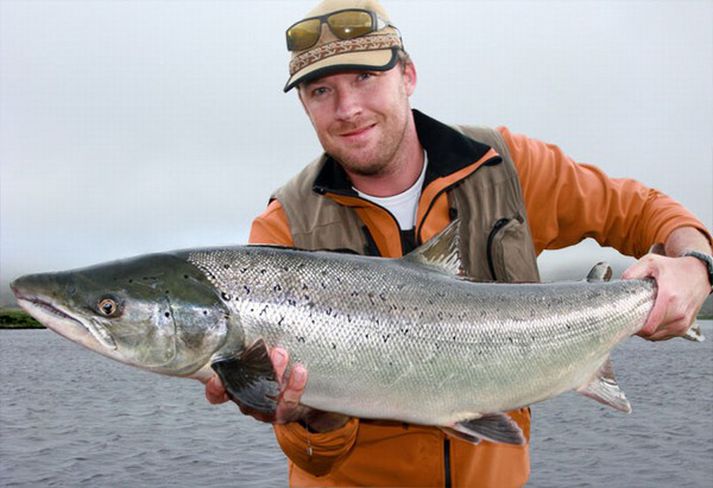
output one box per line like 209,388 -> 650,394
187,245 -> 654,425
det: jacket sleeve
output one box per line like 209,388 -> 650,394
248,199 -> 360,477
498,127 -> 711,256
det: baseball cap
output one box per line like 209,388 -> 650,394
284,0 -> 404,92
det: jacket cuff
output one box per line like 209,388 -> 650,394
273,418 -> 359,477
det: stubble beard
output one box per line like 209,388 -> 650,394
327,109 -> 410,178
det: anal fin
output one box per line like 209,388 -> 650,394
442,413 -> 526,445
210,338 -> 279,419
577,358 -> 631,413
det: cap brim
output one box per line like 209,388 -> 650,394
283,47 -> 399,92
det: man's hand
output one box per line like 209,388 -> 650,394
204,347 -> 350,431
623,253 -> 710,340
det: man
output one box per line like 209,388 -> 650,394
206,0 -> 713,486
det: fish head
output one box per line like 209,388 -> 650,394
11,253 -> 235,377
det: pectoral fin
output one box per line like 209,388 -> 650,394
577,358 -> 631,413
441,413 -> 526,445
210,338 -> 279,418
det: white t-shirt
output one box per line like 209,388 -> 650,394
355,156 -> 427,230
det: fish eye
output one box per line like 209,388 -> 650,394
97,297 -> 120,317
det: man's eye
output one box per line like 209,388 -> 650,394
357,72 -> 373,81
312,87 -> 328,97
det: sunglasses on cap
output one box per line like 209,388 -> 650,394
286,8 -> 393,52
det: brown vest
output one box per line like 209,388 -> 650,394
273,125 -> 540,283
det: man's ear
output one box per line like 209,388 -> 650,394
403,62 -> 417,96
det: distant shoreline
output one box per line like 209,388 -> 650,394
0,307 -> 710,330
0,308 -> 44,329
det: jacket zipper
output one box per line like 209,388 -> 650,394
415,156 -> 502,245
486,218 -> 510,280
444,437 -> 452,488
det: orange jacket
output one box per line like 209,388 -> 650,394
248,115 -> 708,487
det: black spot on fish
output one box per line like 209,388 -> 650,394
365,333 -> 369,339
241,267 -> 248,273
243,286 -> 251,295
297,336 -> 305,343
128,279 -> 134,284
331,343 -> 337,350
183,275 -> 189,280
379,293 -> 387,302
221,292 -> 232,301
273,284 -> 282,292
164,312 -> 170,318
260,306 -> 268,316
278,317 -> 284,326
223,264 -> 230,270
508,337 -> 513,343
260,269 -> 266,275
203,311 -> 208,316
302,283 -> 309,290
382,334 -> 390,343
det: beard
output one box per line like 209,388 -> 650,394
323,108 -> 410,178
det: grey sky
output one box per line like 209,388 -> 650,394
1,0 -> 711,305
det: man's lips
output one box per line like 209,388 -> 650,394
339,123 -> 376,138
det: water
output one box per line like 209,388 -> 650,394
1,323 -> 712,487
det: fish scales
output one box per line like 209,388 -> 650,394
186,246 -> 655,425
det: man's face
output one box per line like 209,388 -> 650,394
298,62 -> 417,178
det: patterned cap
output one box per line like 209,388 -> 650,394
284,0 -> 403,92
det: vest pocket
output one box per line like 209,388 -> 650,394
486,217 -> 537,282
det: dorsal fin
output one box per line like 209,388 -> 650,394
586,262 -> 613,282
402,219 -> 464,276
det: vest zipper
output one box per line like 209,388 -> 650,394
444,437 -> 452,488
415,156 -> 501,245
486,218 -> 510,280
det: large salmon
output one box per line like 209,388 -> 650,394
10,221 -> 701,445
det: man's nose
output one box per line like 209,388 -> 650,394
334,89 -> 362,121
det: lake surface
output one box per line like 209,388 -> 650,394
1,322 -> 712,487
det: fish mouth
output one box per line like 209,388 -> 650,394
12,287 -> 117,351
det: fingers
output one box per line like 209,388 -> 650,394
205,375 -> 229,404
273,347 -> 307,423
626,253 -> 706,341
283,365 -> 308,406
622,255 -> 655,281
271,348 -> 289,382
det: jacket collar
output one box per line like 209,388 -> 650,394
312,109 -> 492,195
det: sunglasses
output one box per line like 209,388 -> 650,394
286,8 -> 393,52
